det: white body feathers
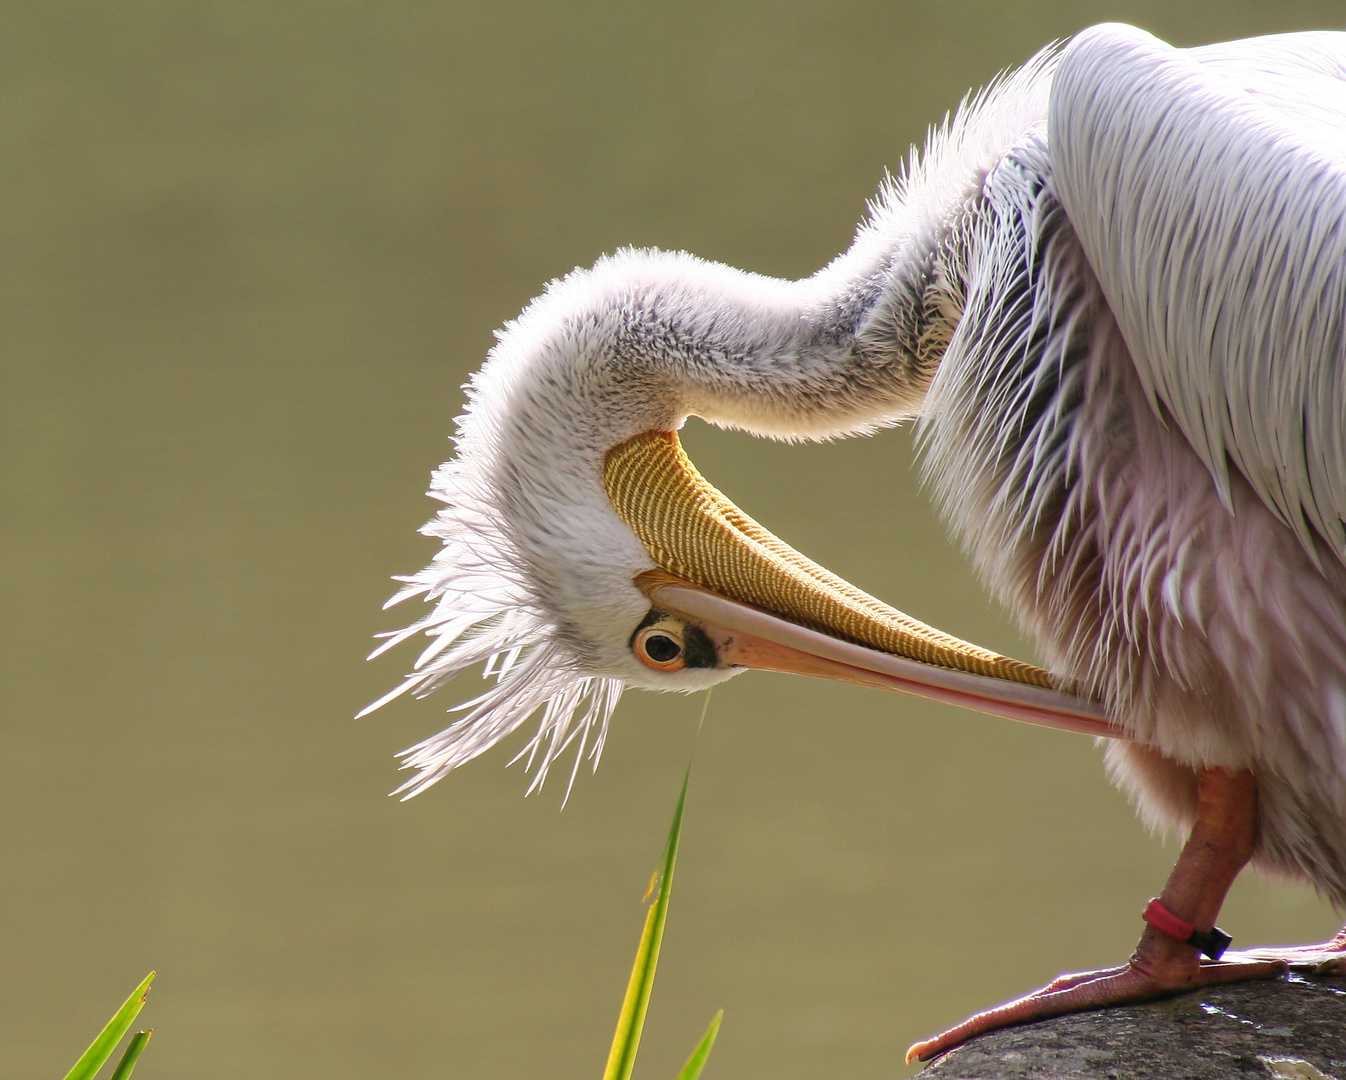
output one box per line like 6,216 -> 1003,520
926,25 -> 1346,901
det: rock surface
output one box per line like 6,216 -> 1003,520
921,973 -> 1346,1079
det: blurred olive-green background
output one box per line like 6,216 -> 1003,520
3,3 -> 1343,1077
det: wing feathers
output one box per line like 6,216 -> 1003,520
1050,23 -> 1346,561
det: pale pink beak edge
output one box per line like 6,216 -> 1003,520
648,582 -> 1122,741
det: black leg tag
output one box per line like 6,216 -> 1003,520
1187,926 -> 1233,961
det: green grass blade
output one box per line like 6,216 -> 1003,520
600,766 -> 691,1080
107,1031 -> 152,1080
62,972 -> 156,1080
673,1010 -> 723,1080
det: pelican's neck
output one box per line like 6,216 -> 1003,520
479,58 -> 1063,460
451,55 -> 1055,661
570,243 -> 942,444
449,240 -> 944,670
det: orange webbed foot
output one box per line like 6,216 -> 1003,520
905,951 -> 1285,1063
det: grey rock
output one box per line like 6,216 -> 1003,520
921,973 -> 1346,1079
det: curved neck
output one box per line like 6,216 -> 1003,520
450,239 -> 955,660
498,242 -> 952,460
667,243 -> 940,440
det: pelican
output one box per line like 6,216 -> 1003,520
366,23 -> 1346,1060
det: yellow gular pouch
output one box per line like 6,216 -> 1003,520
603,429 -> 1054,688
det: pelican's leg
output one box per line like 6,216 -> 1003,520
907,767 -> 1286,1063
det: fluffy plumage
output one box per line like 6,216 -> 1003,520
369,21 -> 1346,907
924,25 -> 1346,902
364,49 -> 1058,795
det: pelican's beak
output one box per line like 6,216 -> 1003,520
605,431 -> 1120,740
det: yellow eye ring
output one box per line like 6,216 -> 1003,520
634,625 -> 686,671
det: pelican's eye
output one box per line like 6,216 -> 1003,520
634,624 -> 686,671
631,611 -> 719,671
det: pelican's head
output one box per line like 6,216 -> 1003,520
366,248 -> 1111,798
